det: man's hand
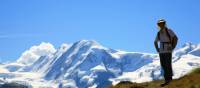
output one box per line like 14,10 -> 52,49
156,49 -> 160,53
154,41 -> 160,53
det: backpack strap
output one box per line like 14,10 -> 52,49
165,28 -> 172,43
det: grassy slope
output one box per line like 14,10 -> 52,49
109,68 -> 200,88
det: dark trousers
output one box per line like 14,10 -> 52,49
159,53 -> 173,81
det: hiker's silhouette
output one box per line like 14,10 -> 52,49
154,19 -> 178,87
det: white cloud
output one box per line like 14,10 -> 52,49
17,42 -> 56,65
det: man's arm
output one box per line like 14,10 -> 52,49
154,33 -> 160,53
154,41 -> 159,53
172,35 -> 178,50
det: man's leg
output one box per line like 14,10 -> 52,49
159,53 -> 173,87
159,53 -> 167,80
164,53 -> 173,81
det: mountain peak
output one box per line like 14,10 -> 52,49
73,39 -> 105,49
58,43 -> 71,51
76,39 -> 99,45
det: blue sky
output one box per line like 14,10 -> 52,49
0,0 -> 200,62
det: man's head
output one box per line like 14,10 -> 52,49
157,19 -> 166,30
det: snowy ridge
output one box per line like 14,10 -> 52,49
112,42 -> 200,85
0,40 -> 200,88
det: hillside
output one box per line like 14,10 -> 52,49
109,68 -> 200,88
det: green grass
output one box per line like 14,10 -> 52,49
109,68 -> 200,88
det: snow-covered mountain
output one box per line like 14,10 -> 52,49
17,42 -> 57,65
0,40 -> 200,88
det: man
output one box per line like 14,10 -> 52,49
154,19 -> 178,87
